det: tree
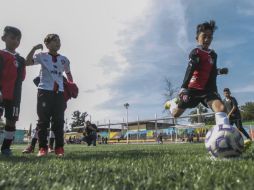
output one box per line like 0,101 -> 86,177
162,78 -> 179,116
240,102 -> 254,121
70,110 -> 89,130
163,77 -> 178,102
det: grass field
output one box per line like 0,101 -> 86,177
0,143 -> 254,190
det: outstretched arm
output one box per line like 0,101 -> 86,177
26,44 -> 43,66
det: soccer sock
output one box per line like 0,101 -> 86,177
49,138 -> 55,148
169,98 -> 178,115
215,112 -> 230,125
238,127 -> 252,140
1,131 -> 15,150
31,138 -> 38,148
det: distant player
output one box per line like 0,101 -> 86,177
165,20 -> 230,126
83,121 -> 98,146
26,34 -> 74,157
0,26 -> 26,156
223,88 -> 252,147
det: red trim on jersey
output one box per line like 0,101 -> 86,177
188,48 -> 214,90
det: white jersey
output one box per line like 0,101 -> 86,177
33,52 -> 71,92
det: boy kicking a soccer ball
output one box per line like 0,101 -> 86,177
165,20 -> 251,149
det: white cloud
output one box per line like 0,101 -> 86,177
0,0 -> 150,129
97,0 -> 189,123
1,0 -> 253,128
237,0 -> 254,16
233,85 -> 254,93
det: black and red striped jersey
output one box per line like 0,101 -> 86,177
181,46 -> 218,92
0,50 -> 26,102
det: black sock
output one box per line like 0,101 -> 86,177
1,139 -> 12,150
31,138 -> 38,148
49,138 -> 55,148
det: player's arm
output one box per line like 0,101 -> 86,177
87,125 -> 97,131
181,49 -> 199,89
26,44 -> 43,66
66,72 -> 73,82
228,97 -> 238,117
63,57 -> 73,82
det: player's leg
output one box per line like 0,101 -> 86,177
92,134 -> 97,146
234,118 -> 251,140
1,119 -> 16,156
51,93 -> 65,156
37,90 -> 52,157
87,135 -> 92,146
1,101 -> 19,156
164,98 -> 186,118
22,129 -> 38,153
165,98 -> 185,117
207,99 -> 230,125
48,130 -> 55,153
234,118 -> 252,150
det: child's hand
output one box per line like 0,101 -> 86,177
219,68 -> 228,75
33,44 -> 43,51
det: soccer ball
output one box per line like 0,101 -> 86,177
205,124 -> 244,158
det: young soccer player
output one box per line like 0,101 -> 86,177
22,75 -> 78,154
223,88 -> 252,147
165,20 -> 229,126
26,34 -> 74,157
0,26 -> 26,156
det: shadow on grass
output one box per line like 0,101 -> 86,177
0,146 -> 198,163
0,149 -> 170,163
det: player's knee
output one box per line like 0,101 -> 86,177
212,100 -> 225,112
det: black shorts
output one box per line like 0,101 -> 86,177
0,100 -> 20,121
178,88 -> 221,109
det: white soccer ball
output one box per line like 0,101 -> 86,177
205,124 -> 244,158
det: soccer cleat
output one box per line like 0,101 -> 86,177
48,146 -> 55,153
1,149 -> 12,156
55,147 -> 64,157
164,98 -> 179,114
37,147 -> 48,157
244,139 -> 252,151
22,146 -> 34,154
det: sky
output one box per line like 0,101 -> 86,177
0,0 -> 253,129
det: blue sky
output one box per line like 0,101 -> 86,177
96,0 -> 254,123
0,0 -> 253,128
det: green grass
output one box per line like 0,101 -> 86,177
243,121 -> 254,126
1,143 -> 254,190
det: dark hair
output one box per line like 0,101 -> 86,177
3,26 -> 22,38
196,20 -> 217,38
44,34 -> 59,44
223,88 -> 230,92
